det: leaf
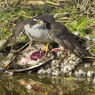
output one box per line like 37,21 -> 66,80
92,19 -> 95,24
70,17 -> 91,31
24,9 -> 30,15
0,12 -> 11,21
77,17 -> 90,31
70,21 -> 77,31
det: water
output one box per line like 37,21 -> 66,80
0,44 -> 95,95
0,73 -> 95,95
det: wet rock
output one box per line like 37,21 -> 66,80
52,68 -> 60,76
87,71 -> 94,77
84,63 -> 91,68
78,69 -> 86,77
37,68 -> 46,74
27,85 -> 32,90
45,68 -> 51,74
1,42 -> 94,78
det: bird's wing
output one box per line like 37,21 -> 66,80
0,20 -> 28,52
49,22 -> 92,58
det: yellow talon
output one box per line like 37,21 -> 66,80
42,42 -> 49,55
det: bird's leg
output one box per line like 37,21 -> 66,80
42,42 -> 49,55
12,39 -> 33,53
25,31 -> 34,48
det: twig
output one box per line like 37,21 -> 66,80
85,56 -> 95,59
0,81 -> 9,91
0,39 -> 33,68
46,1 -> 60,6
0,0 -> 10,11
5,0 -> 10,8
13,39 -> 33,53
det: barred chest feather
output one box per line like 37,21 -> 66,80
24,24 -> 53,42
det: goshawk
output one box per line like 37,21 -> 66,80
0,14 -> 93,58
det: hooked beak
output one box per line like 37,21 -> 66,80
41,21 -> 46,26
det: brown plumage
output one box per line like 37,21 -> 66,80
0,14 -> 94,59
45,21 -> 93,58
0,21 -> 26,51
0,14 -> 55,52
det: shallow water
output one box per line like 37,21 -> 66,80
0,73 -> 95,95
0,43 -> 95,95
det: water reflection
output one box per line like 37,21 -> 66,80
0,73 -> 95,95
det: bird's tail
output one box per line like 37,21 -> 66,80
57,37 -> 94,59
69,40 -> 93,58
69,41 -> 94,59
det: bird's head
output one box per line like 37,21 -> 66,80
32,19 -> 45,29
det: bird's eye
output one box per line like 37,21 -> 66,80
36,21 -> 40,23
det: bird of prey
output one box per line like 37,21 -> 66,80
0,14 -> 55,51
0,14 -> 93,58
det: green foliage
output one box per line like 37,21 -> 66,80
89,47 -> 95,54
70,17 -> 91,31
0,3 -> 55,40
0,8 -> 32,40
92,19 -> 95,24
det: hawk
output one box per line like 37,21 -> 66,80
0,14 -> 94,58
